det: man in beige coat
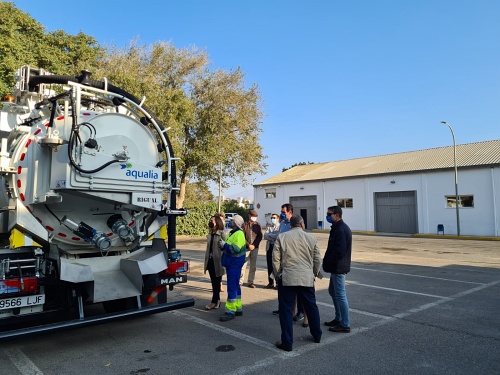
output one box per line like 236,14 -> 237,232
272,215 -> 322,351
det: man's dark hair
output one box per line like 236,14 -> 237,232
281,203 -> 293,213
328,205 -> 343,217
290,215 -> 304,228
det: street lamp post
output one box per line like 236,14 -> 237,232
440,121 -> 460,236
218,161 -> 222,213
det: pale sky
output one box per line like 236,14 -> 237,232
13,0 -> 500,198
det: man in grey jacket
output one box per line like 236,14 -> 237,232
272,215 -> 322,351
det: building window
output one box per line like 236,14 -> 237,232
265,188 -> 276,199
446,195 -> 474,208
336,198 -> 353,208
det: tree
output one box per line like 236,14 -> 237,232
183,181 -> 214,207
94,41 -> 266,208
180,67 -> 266,207
0,6 -> 266,209
0,2 -> 102,97
282,161 -> 315,173
222,200 -> 248,217
43,30 -> 103,75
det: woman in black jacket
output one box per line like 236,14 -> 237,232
204,215 -> 227,310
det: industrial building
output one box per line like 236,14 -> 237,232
253,139 -> 500,237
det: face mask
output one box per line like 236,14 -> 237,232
271,218 -> 277,225
280,213 -> 287,221
250,217 -> 257,222
326,215 -> 333,224
208,222 -> 215,228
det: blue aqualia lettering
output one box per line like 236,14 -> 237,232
125,169 -> 159,180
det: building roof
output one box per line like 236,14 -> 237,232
256,139 -> 500,186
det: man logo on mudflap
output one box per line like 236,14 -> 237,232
160,276 -> 185,285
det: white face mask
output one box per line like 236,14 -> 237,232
250,217 -> 258,222
271,218 -> 277,225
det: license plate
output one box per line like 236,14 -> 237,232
0,294 -> 45,310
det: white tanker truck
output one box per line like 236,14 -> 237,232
0,66 -> 193,339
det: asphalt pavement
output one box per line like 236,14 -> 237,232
0,233 -> 499,375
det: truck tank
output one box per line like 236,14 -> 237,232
0,66 -> 193,339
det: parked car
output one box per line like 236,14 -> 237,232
224,213 -> 238,228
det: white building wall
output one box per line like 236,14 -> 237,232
322,178 -> 368,230
493,167 -> 500,237
424,168 -> 498,236
254,166 -> 499,237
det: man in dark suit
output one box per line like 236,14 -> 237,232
322,206 -> 352,333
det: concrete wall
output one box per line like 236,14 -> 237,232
253,166 -> 499,237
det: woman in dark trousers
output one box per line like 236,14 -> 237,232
204,215 -> 227,309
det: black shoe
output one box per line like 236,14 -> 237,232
313,336 -> 321,343
220,314 -> 234,322
235,311 -> 243,316
329,325 -> 351,333
275,341 -> 292,352
324,319 -> 341,327
272,310 -> 280,315
293,312 -> 304,321
265,283 -> 274,289
302,323 -> 309,328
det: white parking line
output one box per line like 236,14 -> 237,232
170,310 -> 292,356
347,281 -> 449,299
4,347 -> 44,375
317,301 -> 392,320
352,266 -> 485,285
392,279 -> 500,319
175,273 -> 500,375
225,279 -> 500,375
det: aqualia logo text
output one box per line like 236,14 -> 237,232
121,164 -> 159,180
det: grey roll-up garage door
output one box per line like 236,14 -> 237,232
375,191 -> 418,234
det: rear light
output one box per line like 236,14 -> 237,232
0,276 -> 38,295
165,260 -> 189,274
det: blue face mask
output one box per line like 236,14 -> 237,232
280,213 -> 287,221
326,215 -> 333,224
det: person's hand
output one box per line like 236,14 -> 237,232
219,240 -> 226,249
249,244 -> 255,251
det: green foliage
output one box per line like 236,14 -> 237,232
0,2 -> 44,95
176,200 -> 249,236
0,4 -> 266,213
43,30 -> 103,75
92,41 -> 266,208
176,201 -> 218,236
183,181 -> 214,206
222,200 -> 248,217
0,2 -> 102,97
282,161 -> 315,173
